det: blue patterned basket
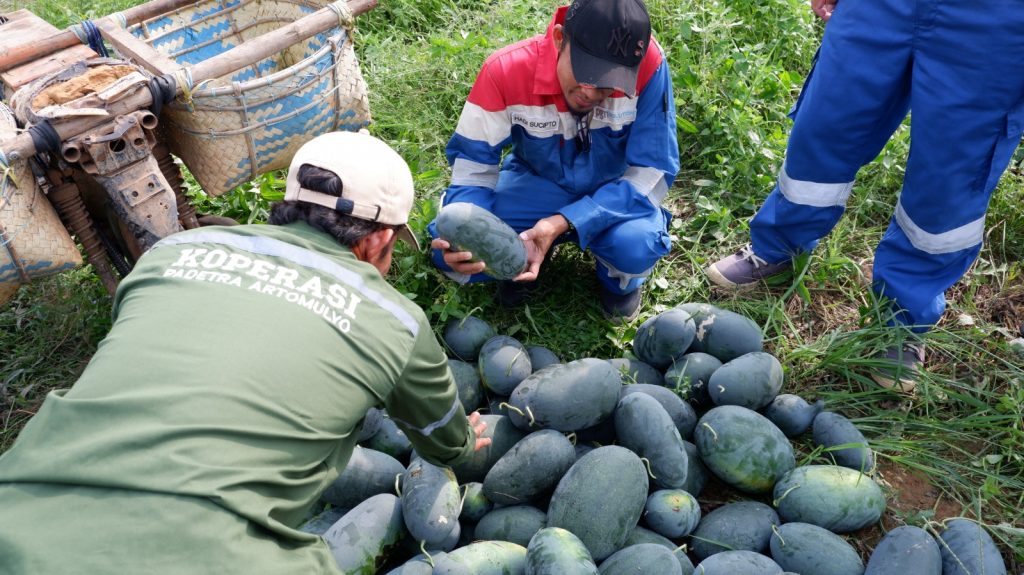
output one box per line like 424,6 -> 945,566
128,0 -> 371,195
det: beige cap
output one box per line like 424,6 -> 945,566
285,131 -> 420,249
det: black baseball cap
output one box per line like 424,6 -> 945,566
563,0 -> 651,97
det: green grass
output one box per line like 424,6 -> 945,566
3,0 -> 1024,567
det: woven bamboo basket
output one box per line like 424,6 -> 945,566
0,102 -> 82,305
129,0 -> 371,195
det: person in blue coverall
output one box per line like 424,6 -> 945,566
706,0 -> 1024,389
428,0 -> 680,321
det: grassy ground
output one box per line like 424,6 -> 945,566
3,0 -> 1023,567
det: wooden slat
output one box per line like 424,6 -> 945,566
98,21 -> 181,75
0,10 -> 98,93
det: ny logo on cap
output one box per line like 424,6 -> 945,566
607,26 -> 632,58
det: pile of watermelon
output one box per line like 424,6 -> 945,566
302,303 -> 1008,574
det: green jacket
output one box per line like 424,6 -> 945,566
0,222 -> 474,574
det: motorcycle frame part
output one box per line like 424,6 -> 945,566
46,175 -> 120,295
63,111 -> 182,251
152,141 -> 199,230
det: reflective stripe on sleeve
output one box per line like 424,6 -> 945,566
451,158 -> 500,189
389,397 -> 461,437
454,102 -> 512,147
895,199 -> 985,254
153,231 -> 420,336
778,162 -> 854,208
623,166 -> 669,206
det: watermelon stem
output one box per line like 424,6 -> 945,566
499,402 -> 525,418
525,405 -> 536,427
770,524 -> 786,547
565,432 -> 577,445
701,422 -> 718,442
639,457 -> 658,480
419,540 -> 436,567
772,483 -> 800,507
458,484 -> 469,509
394,473 -> 402,497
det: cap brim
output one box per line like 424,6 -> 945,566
570,44 -> 640,97
396,223 -> 421,251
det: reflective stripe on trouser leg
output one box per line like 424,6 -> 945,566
872,0 -> 1024,329
751,0 -> 914,263
589,209 -> 671,294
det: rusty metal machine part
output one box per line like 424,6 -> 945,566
61,110 -> 182,251
153,142 -> 199,230
47,177 -> 120,294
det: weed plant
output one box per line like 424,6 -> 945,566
3,0 -> 1023,566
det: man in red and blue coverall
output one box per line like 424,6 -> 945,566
429,0 -> 679,321
706,0 -> 1024,389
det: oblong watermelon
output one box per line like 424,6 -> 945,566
762,394 -> 824,438
772,465 -> 885,533
812,411 -> 875,472
769,522 -> 864,575
475,505 -> 548,547
598,544 -> 682,575
322,446 -> 404,508
690,500 -> 779,560
708,351 -> 783,410
864,525 -> 941,575
664,352 -> 721,408
432,540 -> 528,575
547,446 -> 649,561
448,359 -> 483,412
614,393 -> 689,490
459,482 -> 492,522
527,345 -> 562,372
694,405 -> 795,494
694,550 -> 783,574
607,357 -> 665,386
508,358 -> 622,432
683,306 -> 764,362
400,458 -> 461,546
479,335 -> 533,396
436,202 -> 528,280
483,429 -> 576,505
363,415 -> 413,462
323,493 -> 406,574
526,527 -> 599,575
632,309 -> 697,370
451,414 -> 527,483
620,383 -> 698,440
939,519 -> 1007,575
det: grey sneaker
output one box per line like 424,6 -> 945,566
706,244 -> 792,289
870,343 -> 925,392
601,286 -> 642,323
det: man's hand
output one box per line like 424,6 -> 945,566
811,0 -> 837,20
514,215 -> 570,282
431,238 -> 486,276
468,411 -> 492,451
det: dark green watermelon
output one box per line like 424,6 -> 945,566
694,406 -> 795,494
443,316 -> 497,361
632,309 -> 697,370
772,465 -> 885,533
436,202 -> 528,280
508,358 -> 622,432
865,525 -> 941,575
690,500 -> 779,560
769,522 -> 864,575
479,335 -> 533,396
547,446 -> 649,561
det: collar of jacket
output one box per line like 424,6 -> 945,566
534,6 -> 570,97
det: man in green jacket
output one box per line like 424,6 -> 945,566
0,131 -> 488,574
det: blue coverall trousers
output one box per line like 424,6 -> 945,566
750,0 -> 1024,330
430,168 -> 672,295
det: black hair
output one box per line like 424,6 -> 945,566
269,164 -> 400,247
